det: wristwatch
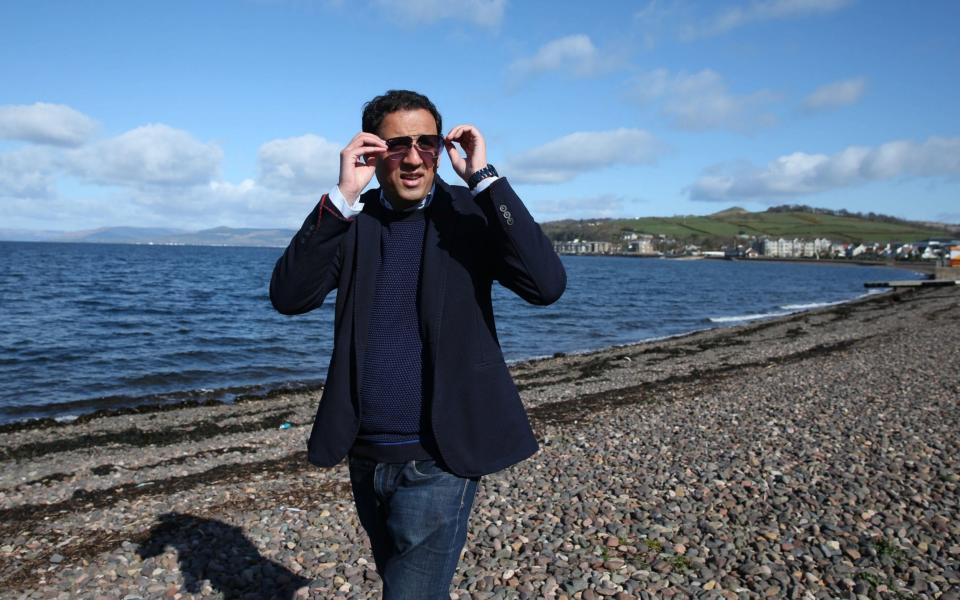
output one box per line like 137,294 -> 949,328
467,164 -> 498,190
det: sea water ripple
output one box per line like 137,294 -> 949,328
0,242 -> 920,423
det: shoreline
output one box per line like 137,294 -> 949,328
2,285 -> 958,598
0,380 -> 328,435
0,282 -> 910,432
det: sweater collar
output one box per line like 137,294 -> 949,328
380,184 -> 436,213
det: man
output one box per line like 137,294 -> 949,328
270,90 -> 565,598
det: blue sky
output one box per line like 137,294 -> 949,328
1,0 -> 958,231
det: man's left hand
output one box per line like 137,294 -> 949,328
445,124 -> 488,183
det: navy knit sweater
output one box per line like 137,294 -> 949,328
353,207 -> 435,462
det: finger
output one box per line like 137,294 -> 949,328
446,124 -> 478,140
350,139 -> 386,155
445,135 -> 470,158
444,139 -> 462,161
345,145 -> 385,167
448,126 -> 481,156
352,131 -> 385,144
358,145 -> 387,156
444,140 -> 466,171
347,132 -> 386,150
445,125 -> 467,142
357,147 -> 386,166
353,143 -> 387,159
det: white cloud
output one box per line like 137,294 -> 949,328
633,0 -> 699,49
69,124 -> 222,187
0,147 -> 61,199
802,77 -> 867,111
0,102 -> 98,147
505,129 -> 665,184
121,179 -> 289,228
371,0 -> 506,27
630,69 -> 777,132
257,134 -> 341,193
0,117 -> 333,229
508,35 -> 616,83
683,0 -> 854,39
0,172 -> 318,231
209,178 -> 257,198
690,137 -> 960,202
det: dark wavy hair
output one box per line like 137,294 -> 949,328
362,90 -> 442,136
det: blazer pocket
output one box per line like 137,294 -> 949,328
474,311 -> 504,367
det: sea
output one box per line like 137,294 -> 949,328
0,241 -> 921,425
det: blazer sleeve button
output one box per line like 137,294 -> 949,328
499,204 -> 508,212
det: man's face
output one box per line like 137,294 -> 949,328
375,109 -> 440,208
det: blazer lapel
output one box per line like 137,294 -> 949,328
353,191 -> 382,383
420,180 -> 454,361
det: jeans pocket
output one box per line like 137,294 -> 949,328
409,459 -> 445,479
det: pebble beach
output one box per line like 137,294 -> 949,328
1,285 -> 958,600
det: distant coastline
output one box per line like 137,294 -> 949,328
1,240 -> 944,273
0,228 -> 295,249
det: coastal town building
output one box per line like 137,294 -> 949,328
551,233 -> 958,262
553,239 -> 614,255
625,234 -> 655,255
761,237 -> 833,258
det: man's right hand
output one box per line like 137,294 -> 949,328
338,133 -> 387,205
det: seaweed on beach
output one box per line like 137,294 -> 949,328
529,337 -> 868,427
0,451 -> 326,540
0,410 -> 300,461
0,382 -> 325,435
86,445 -> 261,478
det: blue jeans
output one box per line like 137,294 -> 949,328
348,457 -> 479,600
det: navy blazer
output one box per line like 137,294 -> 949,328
270,177 -> 566,477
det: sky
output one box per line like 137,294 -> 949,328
1,0 -> 958,231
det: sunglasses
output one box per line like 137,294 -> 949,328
383,134 -> 443,162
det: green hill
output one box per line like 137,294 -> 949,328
542,206 -> 953,247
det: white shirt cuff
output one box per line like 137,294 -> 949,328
470,176 -> 499,197
329,185 -> 365,218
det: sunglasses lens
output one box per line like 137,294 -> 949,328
385,136 -> 413,155
384,135 -> 441,161
416,135 -> 441,154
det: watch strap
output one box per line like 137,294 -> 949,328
467,164 -> 498,190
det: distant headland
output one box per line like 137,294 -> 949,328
2,204 -> 958,251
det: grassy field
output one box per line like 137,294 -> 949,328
542,208 -> 951,245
